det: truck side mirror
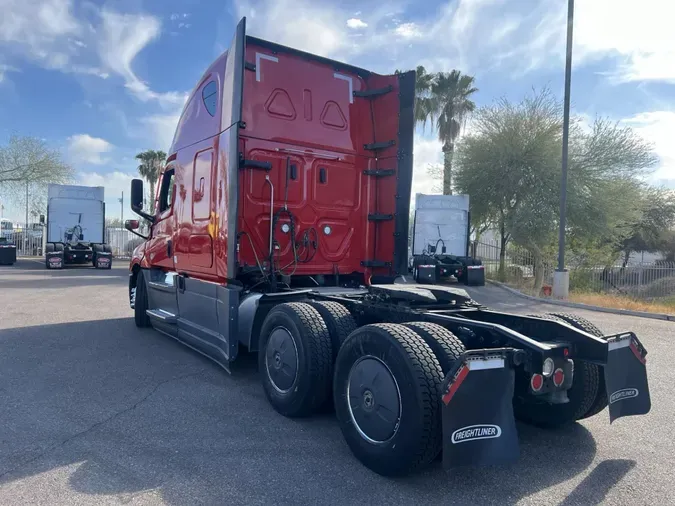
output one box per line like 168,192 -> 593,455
39,214 -> 45,225
130,179 -> 144,213
125,219 -> 140,231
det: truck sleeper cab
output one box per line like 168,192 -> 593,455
127,17 -> 652,477
43,184 -> 112,270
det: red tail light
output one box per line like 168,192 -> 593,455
530,374 -> 544,392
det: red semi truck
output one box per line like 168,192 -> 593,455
125,18 -> 651,476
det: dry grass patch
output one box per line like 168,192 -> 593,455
568,292 -> 675,315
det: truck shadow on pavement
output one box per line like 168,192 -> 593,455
0,316 -> 627,505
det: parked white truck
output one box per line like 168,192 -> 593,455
410,193 -> 485,286
42,184 -> 112,269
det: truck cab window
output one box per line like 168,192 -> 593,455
202,81 -> 217,116
158,167 -> 176,213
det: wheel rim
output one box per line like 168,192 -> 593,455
347,355 -> 401,444
265,326 -> 299,393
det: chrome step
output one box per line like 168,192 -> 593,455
146,309 -> 178,324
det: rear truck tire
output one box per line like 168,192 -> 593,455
400,321 -> 465,375
105,244 -> 113,268
333,323 -> 444,477
55,243 -> 64,267
306,300 -> 357,412
306,301 -> 357,361
45,243 -> 54,269
258,302 -> 333,418
92,244 -> 101,267
514,313 -> 601,428
134,270 -> 151,328
547,312 -> 608,419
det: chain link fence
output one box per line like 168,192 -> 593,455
1,228 -> 44,257
474,239 -> 675,301
474,240 -> 555,291
1,226 -> 142,260
105,228 -> 143,260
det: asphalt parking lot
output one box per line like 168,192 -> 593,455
0,258 -> 673,505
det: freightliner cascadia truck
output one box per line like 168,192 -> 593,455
43,184 -> 112,269
124,17 -> 651,477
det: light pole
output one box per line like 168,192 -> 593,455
119,192 -> 124,225
25,181 -> 29,227
554,0 -> 575,299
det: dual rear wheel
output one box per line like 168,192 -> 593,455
258,303 -> 608,475
257,302 -> 465,476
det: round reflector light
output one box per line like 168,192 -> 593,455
542,357 -> 554,377
553,368 -> 565,387
530,374 -> 544,392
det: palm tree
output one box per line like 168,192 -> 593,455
412,65 -> 436,130
408,67 -> 477,195
135,150 -> 167,214
431,70 -> 477,195
396,66 -> 436,127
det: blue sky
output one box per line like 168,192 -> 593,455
1,0 -> 674,222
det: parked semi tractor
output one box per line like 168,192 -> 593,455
411,193 -> 485,286
0,219 -> 17,266
126,18 -> 651,477
43,184 -> 112,269
0,237 -> 16,266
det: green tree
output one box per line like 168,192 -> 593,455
0,135 -> 74,213
135,150 -> 167,214
453,87 -> 657,291
105,217 -> 123,229
618,186 -> 675,266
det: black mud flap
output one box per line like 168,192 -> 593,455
440,348 -> 523,468
46,252 -> 63,269
95,251 -> 112,269
604,333 -> 651,423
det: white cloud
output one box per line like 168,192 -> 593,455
78,170 -> 137,221
346,18 -> 367,29
0,0 -> 82,71
0,0 -> 80,43
170,13 -> 190,21
98,10 -> 186,108
137,114 -> 181,152
622,111 -> 675,181
0,63 -> 19,82
487,0 -> 675,83
394,23 -> 422,39
411,136 -> 443,199
67,134 -> 114,165
236,0 -> 362,59
573,0 -> 675,83
232,0 -> 521,74
0,2 -> 185,106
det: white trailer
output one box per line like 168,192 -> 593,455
411,193 -> 484,286
43,184 -> 112,269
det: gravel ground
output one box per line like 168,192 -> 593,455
0,258 -> 672,505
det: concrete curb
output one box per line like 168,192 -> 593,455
486,280 -> 675,322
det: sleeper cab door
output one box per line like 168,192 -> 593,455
144,166 -> 179,334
